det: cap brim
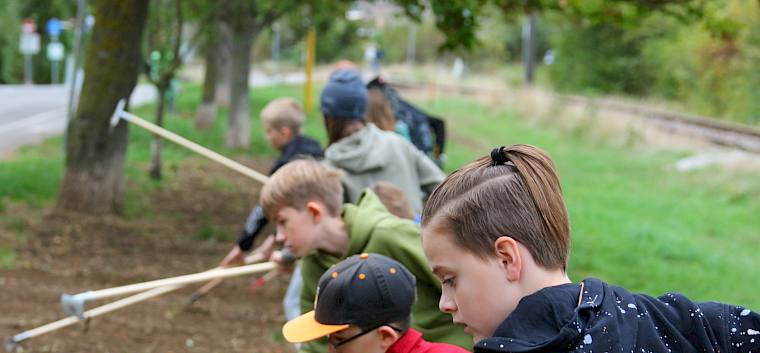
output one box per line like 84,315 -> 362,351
282,310 -> 349,343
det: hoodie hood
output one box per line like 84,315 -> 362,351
476,281 -> 588,352
342,189 -> 391,255
325,124 -> 391,173
476,278 -> 760,353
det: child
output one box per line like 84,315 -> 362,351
283,253 -> 469,353
261,97 -> 323,175
260,160 -> 470,353
219,98 -> 322,321
319,68 -> 444,214
420,144 -> 760,353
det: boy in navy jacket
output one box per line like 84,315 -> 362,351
218,98 -> 322,321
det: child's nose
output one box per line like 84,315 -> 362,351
439,293 -> 457,313
275,228 -> 286,242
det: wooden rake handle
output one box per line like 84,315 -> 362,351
111,99 -> 269,184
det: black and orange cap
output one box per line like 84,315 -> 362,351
282,253 -> 416,343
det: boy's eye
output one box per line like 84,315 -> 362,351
442,277 -> 456,287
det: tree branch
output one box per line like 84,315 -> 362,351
254,3 -> 292,33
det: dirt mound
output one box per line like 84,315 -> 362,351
0,157 -> 294,353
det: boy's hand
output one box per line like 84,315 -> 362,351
269,250 -> 286,264
251,234 -> 277,261
269,248 -> 297,272
219,245 -> 247,267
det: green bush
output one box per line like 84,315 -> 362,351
547,19 -> 659,95
641,1 -> 760,123
253,16 -> 363,66
544,0 -> 760,124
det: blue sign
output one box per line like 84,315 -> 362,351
46,18 -> 61,37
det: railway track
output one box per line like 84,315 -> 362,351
389,79 -> 760,153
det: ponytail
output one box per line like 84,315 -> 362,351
502,145 -> 570,265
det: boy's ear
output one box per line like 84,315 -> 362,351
377,326 -> 401,350
305,201 -> 323,223
494,236 -> 522,282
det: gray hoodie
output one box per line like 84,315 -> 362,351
324,123 -> 445,214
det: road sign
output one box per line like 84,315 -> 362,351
22,19 -> 36,34
47,42 -> 64,61
47,18 -> 62,37
20,33 -> 41,55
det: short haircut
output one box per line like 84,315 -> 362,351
260,159 -> 344,219
422,144 -> 571,270
260,98 -> 305,135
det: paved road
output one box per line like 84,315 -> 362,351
0,70 -> 313,158
0,84 -> 156,157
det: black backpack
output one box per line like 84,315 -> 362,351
367,77 -> 446,166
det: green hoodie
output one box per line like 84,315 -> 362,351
299,190 -> 471,353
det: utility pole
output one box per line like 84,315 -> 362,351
406,22 -> 416,65
67,0 -> 86,121
522,9 -> 537,85
304,28 -> 316,112
64,0 -> 86,150
271,22 -> 280,63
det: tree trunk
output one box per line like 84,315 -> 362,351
214,22 -> 232,107
149,138 -> 163,179
225,24 -> 254,148
196,35 -> 218,129
57,0 -> 149,214
149,87 -> 167,179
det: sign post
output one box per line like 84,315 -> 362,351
19,20 -> 40,85
46,18 -> 64,84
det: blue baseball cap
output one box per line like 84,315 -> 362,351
320,69 -> 368,120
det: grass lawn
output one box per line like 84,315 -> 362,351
1,83 -> 758,309
417,96 -> 760,308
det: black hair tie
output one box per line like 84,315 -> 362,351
490,146 -> 508,166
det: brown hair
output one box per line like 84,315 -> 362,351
260,98 -> 305,135
372,182 -> 415,220
323,117 -> 366,145
421,144 -> 570,270
366,89 -> 396,132
260,159 -> 344,219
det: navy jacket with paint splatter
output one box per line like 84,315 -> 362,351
475,278 -> 760,353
